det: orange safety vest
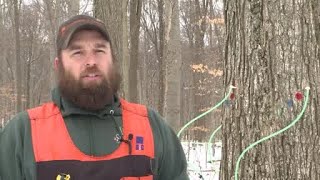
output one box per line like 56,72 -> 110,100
27,99 -> 155,180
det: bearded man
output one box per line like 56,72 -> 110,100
0,15 -> 189,180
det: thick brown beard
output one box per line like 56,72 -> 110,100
57,64 -> 121,111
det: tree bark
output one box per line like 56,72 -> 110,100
157,0 -> 165,115
94,0 -> 130,98
222,0 -> 320,179
128,0 -> 142,103
162,0 -> 182,131
13,0 -> 22,112
68,0 -> 80,16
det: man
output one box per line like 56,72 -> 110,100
0,15 -> 189,180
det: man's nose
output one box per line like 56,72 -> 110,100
85,54 -> 97,67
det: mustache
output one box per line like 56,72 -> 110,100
80,67 -> 102,77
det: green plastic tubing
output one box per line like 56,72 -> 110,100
234,87 -> 310,180
177,85 -> 236,138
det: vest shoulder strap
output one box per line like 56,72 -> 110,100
28,102 -> 59,120
120,98 -> 148,117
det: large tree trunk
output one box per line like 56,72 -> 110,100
162,0 -> 182,131
222,0 -> 320,179
94,0 -> 129,98
310,0 -> 320,61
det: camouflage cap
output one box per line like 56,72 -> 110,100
56,15 -> 110,55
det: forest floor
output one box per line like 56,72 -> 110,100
181,141 -> 222,180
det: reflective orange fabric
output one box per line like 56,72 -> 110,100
27,99 -> 154,169
121,175 -> 153,180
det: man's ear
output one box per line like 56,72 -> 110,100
54,57 -> 60,70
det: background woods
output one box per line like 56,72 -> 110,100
0,0 -> 225,141
1,0 -> 319,179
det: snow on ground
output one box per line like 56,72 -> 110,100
181,141 -> 222,180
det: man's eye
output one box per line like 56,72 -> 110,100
96,49 -> 105,53
73,51 -> 81,55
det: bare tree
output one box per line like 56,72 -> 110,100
178,0 -> 225,140
94,0 -> 130,98
162,0 -> 182,131
222,0 -> 320,179
128,0 -> 142,103
157,0 -> 165,114
0,0 -> 93,125
140,0 -> 161,109
13,0 -> 22,112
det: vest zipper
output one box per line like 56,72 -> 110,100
89,117 -> 94,155
110,110 -> 123,137
110,110 -> 133,155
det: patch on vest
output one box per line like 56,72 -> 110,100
136,136 -> 144,150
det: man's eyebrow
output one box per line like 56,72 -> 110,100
95,42 -> 109,49
67,44 -> 82,51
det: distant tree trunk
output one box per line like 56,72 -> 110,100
13,0 -> 22,112
162,0 -> 182,131
0,1 -> 4,84
140,0 -> 164,110
94,0 -> 129,98
179,0 -> 196,139
193,0 -> 209,141
25,33 -> 33,109
222,0 -> 320,179
157,0 -> 165,115
43,0 -> 62,101
128,0 -> 142,103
